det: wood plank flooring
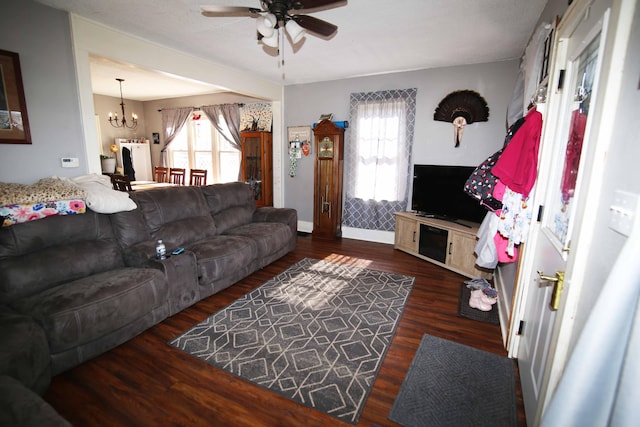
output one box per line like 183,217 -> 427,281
44,235 -> 526,426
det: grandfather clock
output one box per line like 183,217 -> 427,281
313,120 -> 345,239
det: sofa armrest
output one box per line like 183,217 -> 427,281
0,306 -> 51,395
252,207 -> 297,236
121,244 -> 200,316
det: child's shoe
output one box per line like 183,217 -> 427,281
469,289 -> 492,311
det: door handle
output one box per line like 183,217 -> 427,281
537,270 -> 565,311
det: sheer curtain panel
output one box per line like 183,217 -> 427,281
161,107 -> 194,166
343,89 -> 416,231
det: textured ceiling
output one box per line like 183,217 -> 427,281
36,0 -> 549,100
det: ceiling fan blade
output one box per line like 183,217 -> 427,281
200,6 -> 261,17
292,14 -> 337,37
293,0 -> 346,12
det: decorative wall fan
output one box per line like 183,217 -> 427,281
201,0 -> 345,49
434,90 -> 490,147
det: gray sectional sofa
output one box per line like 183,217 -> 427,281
0,182 -> 297,426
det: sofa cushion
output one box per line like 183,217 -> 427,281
0,211 -> 125,304
0,307 -> 50,395
10,268 -> 167,355
109,204 -> 151,248
225,222 -> 294,262
131,187 -> 217,248
189,236 -> 258,285
201,182 -> 256,234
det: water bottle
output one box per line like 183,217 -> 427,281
155,239 -> 166,260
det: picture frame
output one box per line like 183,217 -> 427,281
0,49 -> 31,144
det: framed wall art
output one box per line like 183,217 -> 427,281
0,49 -> 32,144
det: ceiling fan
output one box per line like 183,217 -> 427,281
201,0 -> 345,48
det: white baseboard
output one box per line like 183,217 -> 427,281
296,221 -> 394,245
297,220 -> 313,233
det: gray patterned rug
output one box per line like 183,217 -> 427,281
389,334 -> 517,427
170,258 -> 414,424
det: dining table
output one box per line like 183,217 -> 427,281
130,181 -> 177,191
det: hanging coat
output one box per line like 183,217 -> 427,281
491,107 -> 543,197
122,146 -> 136,181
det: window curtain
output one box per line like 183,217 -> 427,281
343,89 -> 416,231
160,107 -> 194,166
201,104 -> 242,151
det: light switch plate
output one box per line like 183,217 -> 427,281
609,190 -> 639,237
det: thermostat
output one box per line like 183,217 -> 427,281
60,157 -> 80,168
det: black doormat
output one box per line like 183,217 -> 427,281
457,283 -> 500,325
389,334 -> 517,427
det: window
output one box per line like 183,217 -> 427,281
353,111 -> 404,201
343,89 -> 417,231
168,112 -> 240,184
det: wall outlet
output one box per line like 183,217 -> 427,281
60,157 -> 79,168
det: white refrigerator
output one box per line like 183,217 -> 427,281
116,139 -> 153,182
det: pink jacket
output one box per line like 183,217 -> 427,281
492,108 -> 543,197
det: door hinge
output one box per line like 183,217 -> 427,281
537,205 -> 544,222
517,320 -> 525,335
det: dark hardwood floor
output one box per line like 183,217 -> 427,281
44,235 -> 526,426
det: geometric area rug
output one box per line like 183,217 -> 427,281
389,334 -> 517,427
170,258 -> 415,424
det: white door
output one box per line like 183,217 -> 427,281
514,0 -> 613,425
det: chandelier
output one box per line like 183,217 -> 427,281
108,78 -> 138,129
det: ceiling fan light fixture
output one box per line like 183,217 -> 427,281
256,13 -> 277,37
285,19 -> 306,44
261,28 -> 279,48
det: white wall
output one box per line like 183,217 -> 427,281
283,60 -> 520,240
0,1 -> 86,184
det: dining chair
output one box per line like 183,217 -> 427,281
169,168 -> 186,185
111,174 -> 133,192
154,166 -> 169,183
189,169 -> 208,186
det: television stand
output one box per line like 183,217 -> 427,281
394,212 -> 492,279
416,213 -> 472,228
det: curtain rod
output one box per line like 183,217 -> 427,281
157,103 -> 246,112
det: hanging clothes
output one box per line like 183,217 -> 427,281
496,183 -> 535,257
492,107 -> 543,197
122,146 -> 136,181
464,116 -> 526,211
475,211 -> 500,269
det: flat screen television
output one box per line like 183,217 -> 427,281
411,164 -> 487,224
